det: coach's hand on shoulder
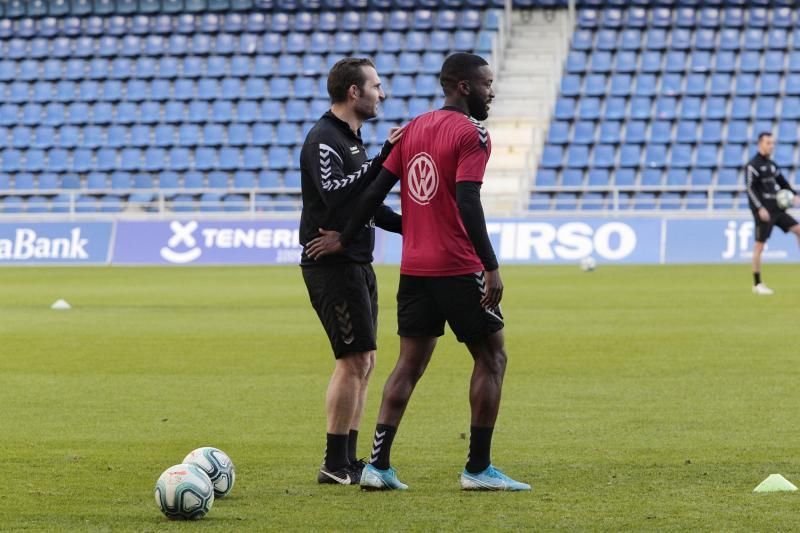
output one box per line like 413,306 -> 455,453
388,125 -> 405,144
379,125 -> 406,157
481,269 -> 503,309
306,229 -> 343,260
758,207 -> 770,222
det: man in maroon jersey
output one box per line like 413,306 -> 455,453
306,53 -> 530,491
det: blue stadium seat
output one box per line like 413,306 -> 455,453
597,121 -> 620,144
540,145 -> 563,169
583,74 -> 606,97
252,123 -> 274,146
535,169 -> 557,187
608,74 -> 631,97
775,144 -> 794,166
739,52 -> 761,73
731,97 -> 753,119
572,29 -> 593,52
598,97 -> 622,121
778,121 -> 798,143
684,74 -> 706,96
615,28 -> 639,50
208,172 -> 229,189
2,196 -> 25,214
772,7 -> 793,29
566,145 -> 590,169
696,145 -> 718,168
571,121 -> 595,144
744,28 -> 765,50
681,97 -> 703,120
577,98 -> 601,121
721,144 -> 746,168
561,169 -> 583,187
717,168 -> 739,186
31,126 -> 56,148
749,6 -> 768,28
565,51 -> 586,74
756,97 -> 776,120
97,194 -> 121,213
11,126 -> 32,148
168,148 -> 193,172
715,51 -> 736,73
111,171 -> 133,189
646,29 -> 667,50
596,29 -> 617,51
675,120 -> 697,144
691,169 -> 713,187
14,173 -> 36,190
560,75 -> 581,97
634,75 -> 657,97
616,144 -> 639,168
709,73 -> 731,96
723,7 -> 744,28
637,51 -> 660,73
759,74 -> 781,96
700,121 -> 723,144
406,31 -> 428,53
592,145 -> 616,169
152,171 -> 177,190
547,122 -> 569,145
586,169 -> 609,187
589,52 -> 611,73
419,31 -> 446,53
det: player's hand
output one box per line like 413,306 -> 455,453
794,195 -> 800,207
482,269 -> 503,309
380,126 -> 405,158
306,229 -> 344,260
387,125 -> 405,145
758,207 -> 770,222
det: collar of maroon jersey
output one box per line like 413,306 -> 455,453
440,105 -> 469,116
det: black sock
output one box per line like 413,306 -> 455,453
325,433 -> 349,471
466,426 -> 494,474
348,429 -> 358,464
369,424 -> 397,470
754,272 -> 762,286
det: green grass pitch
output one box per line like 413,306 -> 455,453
2,264 -> 800,531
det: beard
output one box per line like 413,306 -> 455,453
355,98 -> 379,121
467,92 -> 489,121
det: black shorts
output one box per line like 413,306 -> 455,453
397,272 -> 505,344
302,263 -> 378,358
752,209 -> 799,242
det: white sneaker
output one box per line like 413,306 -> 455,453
753,283 -> 774,295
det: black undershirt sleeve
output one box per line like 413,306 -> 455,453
340,168 -> 400,247
456,181 -> 498,272
373,204 -> 402,234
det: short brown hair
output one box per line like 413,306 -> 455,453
327,58 -> 376,104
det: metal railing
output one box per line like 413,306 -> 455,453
527,184 -> 751,214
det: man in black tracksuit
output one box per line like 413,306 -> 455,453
746,132 -> 800,295
299,58 -> 403,484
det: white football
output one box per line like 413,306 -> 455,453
183,447 -> 236,498
154,463 -> 214,520
776,189 -> 795,210
580,256 -> 597,272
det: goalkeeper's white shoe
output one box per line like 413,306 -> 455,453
753,283 -> 774,295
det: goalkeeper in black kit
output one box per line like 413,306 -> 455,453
745,132 -> 800,295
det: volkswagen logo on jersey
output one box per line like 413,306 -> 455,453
407,152 -> 439,206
